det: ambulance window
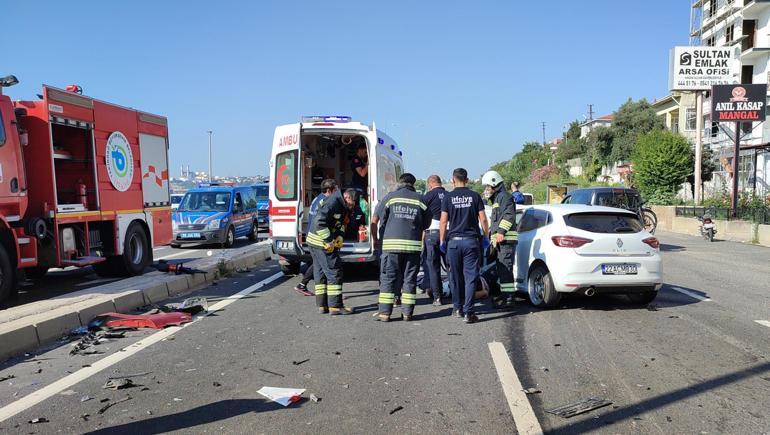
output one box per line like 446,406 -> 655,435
0,112 -> 5,146
377,154 -> 398,199
275,150 -> 298,201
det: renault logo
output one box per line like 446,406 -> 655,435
616,238 -> 624,248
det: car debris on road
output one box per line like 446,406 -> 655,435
257,387 -> 305,406
546,397 -> 613,418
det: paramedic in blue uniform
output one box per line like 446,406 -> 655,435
350,144 -> 368,197
439,168 -> 489,324
294,180 -> 336,296
306,179 -> 355,315
371,173 -> 431,322
422,175 -> 447,305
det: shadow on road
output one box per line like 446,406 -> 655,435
83,398 -> 292,434
547,361 -> 770,434
660,243 -> 686,252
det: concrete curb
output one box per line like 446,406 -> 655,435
0,243 -> 272,362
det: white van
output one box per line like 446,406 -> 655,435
269,116 -> 404,275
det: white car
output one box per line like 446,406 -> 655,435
515,204 -> 662,308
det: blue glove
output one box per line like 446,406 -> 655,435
482,236 -> 490,251
439,241 -> 446,254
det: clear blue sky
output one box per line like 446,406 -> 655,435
5,0 -> 690,180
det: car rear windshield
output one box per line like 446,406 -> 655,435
565,212 -> 643,233
254,185 -> 268,199
595,191 -> 641,209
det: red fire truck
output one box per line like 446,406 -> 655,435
0,75 -> 172,304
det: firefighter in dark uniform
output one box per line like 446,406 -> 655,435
440,168 -> 489,324
422,174 -> 446,305
482,170 -> 517,307
306,180 -> 355,315
372,173 -> 431,322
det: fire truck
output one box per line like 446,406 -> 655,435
0,75 -> 172,304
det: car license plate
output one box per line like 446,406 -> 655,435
180,232 -> 201,239
602,264 -> 637,275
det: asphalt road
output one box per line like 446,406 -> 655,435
0,230 -> 768,434
6,237 -> 268,310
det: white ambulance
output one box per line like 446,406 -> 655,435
269,116 -> 404,275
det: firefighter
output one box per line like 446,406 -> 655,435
482,170 -> 517,308
306,180 -> 355,315
440,168 -> 489,324
422,175 -> 446,305
371,173 -> 431,322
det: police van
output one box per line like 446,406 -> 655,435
269,116 -> 404,275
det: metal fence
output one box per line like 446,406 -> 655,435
675,206 -> 770,225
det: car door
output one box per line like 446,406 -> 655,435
514,209 -> 539,290
233,191 -> 248,237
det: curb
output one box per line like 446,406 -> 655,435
0,243 -> 272,362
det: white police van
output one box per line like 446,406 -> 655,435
269,116 -> 404,275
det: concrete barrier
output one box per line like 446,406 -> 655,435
651,206 -> 770,247
0,242 -> 272,362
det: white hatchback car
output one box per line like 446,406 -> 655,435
515,204 -> 662,308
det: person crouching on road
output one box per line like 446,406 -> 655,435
422,175 -> 447,305
306,179 -> 355,315
439,168 -> 489,324
482,171 -> 518,308
371,173 -> 431,322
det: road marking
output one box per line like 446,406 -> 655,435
670,286 -> 712,302
0,270 -> 285,423
755,320 -> 770,328
488,342 -> 544,435
156,249 -> 204,260
74,278 -> 117,287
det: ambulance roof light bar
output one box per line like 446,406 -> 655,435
302,115 -> 352,123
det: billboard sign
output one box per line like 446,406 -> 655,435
711,84 -> 768,122
669,46 -> 737,91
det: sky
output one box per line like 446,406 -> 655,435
4,0 -> 690,180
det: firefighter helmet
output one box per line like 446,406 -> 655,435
481,170 -> 504,188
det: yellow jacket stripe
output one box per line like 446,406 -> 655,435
499,219 -> 513,231
385,198 -> 427,210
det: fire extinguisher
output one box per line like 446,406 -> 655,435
76,179 -> 88,209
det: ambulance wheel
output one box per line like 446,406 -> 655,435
248,221 -> 259,242
280,261 -> 300,276
0,244 -> 17,306
223,226 -> 236,249
528,264 -> 561,308
119,223 -> 151,276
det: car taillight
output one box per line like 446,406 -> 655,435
642,237 -> 660,249
551,236 -> 593,248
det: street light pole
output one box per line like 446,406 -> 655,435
207,130 -> 213,182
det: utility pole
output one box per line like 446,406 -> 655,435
587,104 -> 594,122
541,122 -> 546,146
207,130 -> 213,182
694,92 -> 704,204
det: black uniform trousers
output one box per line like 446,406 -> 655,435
424,230 -> 443,301
496,242 -> 516,297
310,246 -> 343,309
378,252 -> 420,316
447,238 -> 481,315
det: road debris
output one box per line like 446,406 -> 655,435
343,384 -> 349,389
213,382 -> 222,387
173,398 -> 183,402
98,396 -> 131,414
89,312 -> 192,330
292,359 -> 310,366
546,397 -> 612,418
259,368 -> 285,377
389,406 -> 404,415
647,304 -> 659,312
60,390 -> 77,396
554,343 -> 562,347
540,367 -> 550,372
80,396 -> 93,402
257,387 -> 305,406
33,368 -> 42,374
310,394 -> 321,403
151,260 -> 207,276
447,333 -> 462,336
108,372 -> 151,380
103,378 -> 134,390
0,374 -> 15,382
80,414 -> 90,421
28,418 -> 48,424
522,388 -> 542,395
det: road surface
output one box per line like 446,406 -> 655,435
0,231 -> 768,434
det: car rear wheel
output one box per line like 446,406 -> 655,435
628,291 -> 657,305
528,264 -> 561,308
223,226 -> 236,248
248,222 -> 258,242
280,261 -> 300,276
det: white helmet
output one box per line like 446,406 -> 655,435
482,170 -> 504,188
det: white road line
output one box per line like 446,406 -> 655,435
755,320 -> 770,328
670,286 -> 712,302
488,342 -> 544,435
0,271 -> 285,423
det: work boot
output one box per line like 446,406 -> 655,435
417,288 -> 426,295
329,306 -> 354,316
504,296 -> 516,308
393,297 -> 401,307
453,309 -> 464,318
463,313 -> 479,324
294,283 -> 313,297
376,313 -> 391,322
432,298 -> 442,307
403,314 -> 413,322
318,306 -> 329,314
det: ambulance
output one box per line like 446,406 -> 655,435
269,116 -> 404,275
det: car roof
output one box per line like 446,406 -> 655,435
570,187 -> 638,194
188,186 -> 236,193
530,204 -> 637,216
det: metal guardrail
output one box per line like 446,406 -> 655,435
675,206 -> 770,225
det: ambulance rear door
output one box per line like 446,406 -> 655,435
269,123 -> 303,257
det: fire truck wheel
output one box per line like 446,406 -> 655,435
248,221 -> 258,242
0,244 -> 16,306
223,226 -> 236,249
120,223 -> 151,276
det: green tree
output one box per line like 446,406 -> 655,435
686,145 -> 717,198
556,120 -> 586,163
414,178 -> 427,193
609,98 -> 664,163
632,130 -> 693,204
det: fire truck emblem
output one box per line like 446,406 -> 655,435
105,131 -> 134,192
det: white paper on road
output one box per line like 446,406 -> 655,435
257,387 -> 305,406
